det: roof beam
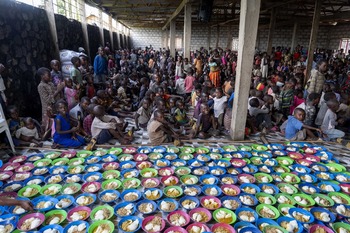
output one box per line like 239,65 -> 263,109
162,0 -> 189,30
320,11 -> 350,21
260,0 -> 297,13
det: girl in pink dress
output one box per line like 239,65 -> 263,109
64,78 -> 78,110
290,89 -> 305,114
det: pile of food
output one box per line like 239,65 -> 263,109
1,143 -> 349,232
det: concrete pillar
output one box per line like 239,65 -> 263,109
291,22 -> 298,52
122,35 -> 126,49
98,9 -> 104,46
78,0 -> 90,57
230,0 -> 261,141
44,0 -> 59,59
266,8 -> 276,55
305,0 -> 323,85
109,16 -> 114,50
164,29 -> 169,49
170,20 -> 176,58
116,22 -> 121,49
183,3 -> 192,59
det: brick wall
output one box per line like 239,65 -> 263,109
131,23 -> 349,52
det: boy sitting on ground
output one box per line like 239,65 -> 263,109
147,110 -> 180,145
248,97 -> 273,131
285,108 -> 322,141
91,105 -> 133,145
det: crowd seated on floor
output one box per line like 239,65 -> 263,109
1,44 -> 350,148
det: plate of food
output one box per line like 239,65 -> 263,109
114,202 -> 135,217
17,213 -> 45,231
88,220 -> 114,233
67,206 -> 91,222
44,209 -> 67,225
142,216 -> 165,233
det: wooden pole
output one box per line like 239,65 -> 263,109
266,8 -> 276,55
230,0 -> 261,141
44,0 -> 60,59
183,3 -> 192,59
305,0 -> 323,86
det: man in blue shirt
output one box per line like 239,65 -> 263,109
93,47 -> 107,84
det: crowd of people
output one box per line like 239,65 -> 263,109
1,44 -> 350,148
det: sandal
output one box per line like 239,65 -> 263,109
51,143 -> 61,149
42,129 -> 52,141
86,138 -> 96,151
127,127 -> 135,137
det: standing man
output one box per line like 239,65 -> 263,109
93,47 -> 108,84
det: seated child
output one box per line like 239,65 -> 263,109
149,98 -> 167,124
213,88 -> 227,128
135,98 -> 151,130
321,99 -> 345,141
53,100 -> 86,148
7,106 -> 25,145
147,110 -> 179,145
173,100 -> 189,126
91,105 -> 133,145
248,98 -> 272,130
191,84 -> 202,107
194,92 -> 209,120
15,117 -> 42,147
117,78 -> 132,106
315,92 -> 337,126
190,103 -> 217,139
285,108 -> 322,141
86,75 -> 96,99
83,104 -> 96,136
294,93 -> 320,126
7,105 -> 41,146
169,98 -> 177,116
